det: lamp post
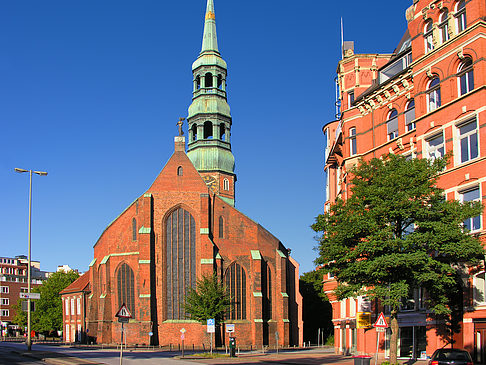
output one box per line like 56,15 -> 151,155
15,168 -> 47,351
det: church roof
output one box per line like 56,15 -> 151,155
201,0 -> 219,54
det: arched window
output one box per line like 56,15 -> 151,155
349,127 -> 357,156
217,75 -> 223,89
475,272 -> 486,305
117,263 -> 135,315
219,216 -> 224,238
177,166 -> 183,176
458,58 -> 474,95
225,262 -> 246,320
196,76 -> 201,90
191,124 -> 197,141
132,218 -> 137,241
219,123 -> 226,141
455,0 -> 466,33
223,178 -> 229,191
427,77 -> 441,112
424,20 -> 434,53
98,266 -> 105,294
205,72 -> 213,88
439,9 -> 450,43
203,121 -> 213,139
405,99 -> 416,131
387,109 -> 398,140
166,208 -> 196,320
262,262 -> 272,320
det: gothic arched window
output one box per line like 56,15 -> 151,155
219,216 -> 224,238
166,207 -> 196,320
223,178 -> 230,191
262,262 -> 272,320
225,262 -> 247,320
132,218 -> 137,241
117,263 -> 135,315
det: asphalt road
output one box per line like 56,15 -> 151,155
0,344 -> 46,365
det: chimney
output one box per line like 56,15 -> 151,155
174,136 -> 185,152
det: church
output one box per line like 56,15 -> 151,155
61,0 -> 302,348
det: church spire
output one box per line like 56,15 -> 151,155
201,0 -> 219,54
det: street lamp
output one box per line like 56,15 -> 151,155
15,167 -> 48,351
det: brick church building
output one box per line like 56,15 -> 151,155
323,0 -> 485,361
62,0 -> 303,348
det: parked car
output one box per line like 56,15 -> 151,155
429,349 -> 473,365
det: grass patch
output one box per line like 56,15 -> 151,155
185,352 -> 230,358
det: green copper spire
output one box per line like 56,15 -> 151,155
187,0 -> 236,206
201,0 -> 219,54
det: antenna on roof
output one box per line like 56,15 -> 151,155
341,17 -> 344,60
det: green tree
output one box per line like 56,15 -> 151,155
312,154 -> 484,363
184,273 -> 231,324
300,269 -> 333,344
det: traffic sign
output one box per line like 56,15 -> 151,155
376,327 -> 386,332
115,303 -> 132,319
207,318 -> 215,333
226,324 -> 235,333
180,328 -> 186,334
20,293 -> 40,300
373,312 -> 388,328
181,334 -> 185,340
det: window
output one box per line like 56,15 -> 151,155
387,109 -> 399,140
426,133 -> 445,161
177,166 -> 183,176
71,298 -> 75,315
166,208 -> 196,320
455,0 -> 467,33
458,58 -> 474,96
348,91 -> 355,107
262,262 -> 272,320
66,324 -> 70,342
439,9 -> 450,44
0,286 -> 8,294
424,20 -> 434,53
223,178 -> 229,191
132,218 -> 137,241
117,263 -> 135,316
461,187 -> 481,232
204,72 -> 213,88
405,100 -> 415,131
427,77 -> 441,112
349,127 -> 357,156
459,119 -> 478,163
1,309 -> 9,317
77,298 -> 81,315
203,121 -> 213,139
21,287 -> 28,293
225,262 -> 247,320
1,298 -> 9,305
65,298 -> 69,315
219,216 -> 224,238
191,124 -> 197,141
475,272 -> 486,305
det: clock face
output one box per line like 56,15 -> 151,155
203,176 -> 218,192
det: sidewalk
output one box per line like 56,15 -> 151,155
15,349 -> 103,365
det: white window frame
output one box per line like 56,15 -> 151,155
223,178 -> 229,191
455,0 -> 466,33
1,298 -> 9,305
0,286 -> 8,294
77,297 -> 81,315
424,20 -> 434,53
425,131 -> 445,161
0,309 -> 9,317
66,324 -> 70,342
457,119 -> 479,164
387,110 -> 399,140
458,59 -> 474,96
474,272 -> 486,306
71,298 -> 75,315
427,77 -> 441,112
65,298 -> 69,316
405,100 -> 415,131
349,127 -> 357,156
459,186 -> 482,232
439,10 -> 450,44
340,300 -> 346,318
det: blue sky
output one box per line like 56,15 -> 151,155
1,0 -> 409,274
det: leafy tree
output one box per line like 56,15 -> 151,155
312,154 -> 484,363
11,271 -> 79,335
300,269 -> 333,344
184,273 -> 231,324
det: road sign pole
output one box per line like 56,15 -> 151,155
120,322 -> 124,365
375,330 -> 380,365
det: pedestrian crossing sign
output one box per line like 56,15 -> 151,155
373,312 -> 388,328
115,303 -> 132,319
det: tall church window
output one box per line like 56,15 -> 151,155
205,72 -> 213,88
458,58 -> 474,96
204,121 -> 213,139
225,262 -> 246,320
132,218 -> 137,241
166,207 -> 196,320
387,109 -> 398,140
424,20 -> 434,53
219,216 -> 224,238
117,263 -> 135,316
455,0 -> 466,33
223,178 -> 229,191
262,262 -> 272,320
439,9 -> 450,44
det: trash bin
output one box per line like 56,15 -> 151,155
352,355 -> 372,365
229,337 -> 236,357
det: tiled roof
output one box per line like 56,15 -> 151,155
59,271 -> 90,294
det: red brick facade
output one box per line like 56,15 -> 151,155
60,273 -> 89,343
78,138 -> 302,347
323,0 -> 485,360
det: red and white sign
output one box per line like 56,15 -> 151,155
373,312 -> 388,328
115,304 -> 132,319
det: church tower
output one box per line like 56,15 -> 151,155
187,0 -> 236,206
